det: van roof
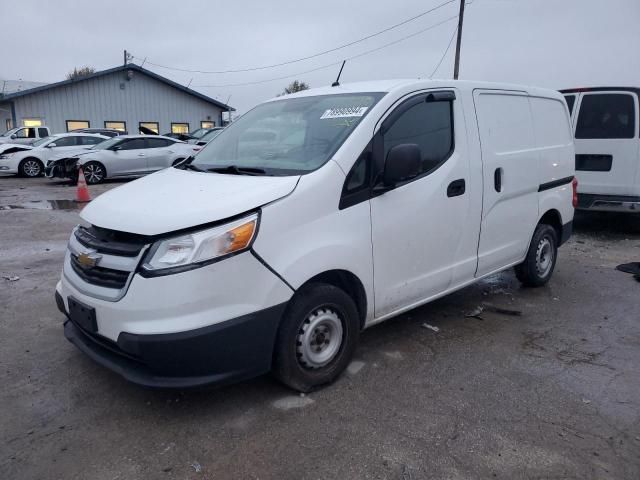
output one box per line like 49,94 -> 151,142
560,87 -> 640,95
267,79 -> 564,102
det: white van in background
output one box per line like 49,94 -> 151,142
561,87 -> 639,212
55,80 -> 575,392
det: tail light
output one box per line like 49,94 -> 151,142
572,177 -> 578,208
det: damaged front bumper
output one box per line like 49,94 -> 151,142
45,158 -> 79,180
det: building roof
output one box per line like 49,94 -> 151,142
0,64 -> 234,111
1,79 -> 48,95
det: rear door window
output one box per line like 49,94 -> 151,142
146,138 -> 173,148
576,93 -> 636,139
119,138 -> 147,150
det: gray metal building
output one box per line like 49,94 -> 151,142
0,64 -> 233,135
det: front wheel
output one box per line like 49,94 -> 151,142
515,224 -> 558,287
273,283 -> 360,392
19,158 -> 43,177
82,161 -> 106,185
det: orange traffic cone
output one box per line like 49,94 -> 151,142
76,167 -> 92,203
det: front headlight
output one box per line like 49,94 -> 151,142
0,153 -> 14,160
141,213 -> 259,275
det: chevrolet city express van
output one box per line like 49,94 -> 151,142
55,80 -> 576,392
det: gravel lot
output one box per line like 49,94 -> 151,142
1,175 -> 639,480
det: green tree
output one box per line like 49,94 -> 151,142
66,66 -> 96,80
279,80 -> 310,96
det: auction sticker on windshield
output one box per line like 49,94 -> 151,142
320,106 -> 369,119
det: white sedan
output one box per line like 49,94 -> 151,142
0,133 -> 107,177
73,135 -> 200,184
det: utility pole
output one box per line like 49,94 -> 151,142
453,0 -> 466,80
124,49 -> 128,67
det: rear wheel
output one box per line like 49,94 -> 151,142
515,223 -> 558,287
273,283 -> 360,392
19,158 -> 43,177
82,161 -> 106,184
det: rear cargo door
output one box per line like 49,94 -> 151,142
573,91 -> 639,196
473,90 -> 539,277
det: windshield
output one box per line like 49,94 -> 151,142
32,137 -> 53,147
200,129 -> 223,143
190,128 -> 210,139
91,137 -> 122,150
192,92 -> 384,175
1,128 -> 19,137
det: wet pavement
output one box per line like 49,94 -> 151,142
1,176 -> 639,479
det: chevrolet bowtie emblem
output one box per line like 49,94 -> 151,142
77,250 -> 102,268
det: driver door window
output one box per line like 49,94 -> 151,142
382,98 -> 454,182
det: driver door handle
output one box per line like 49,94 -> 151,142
137,153 -> 145,157
447,179 -> 466,197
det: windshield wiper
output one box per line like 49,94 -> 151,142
206,165 -> 267,176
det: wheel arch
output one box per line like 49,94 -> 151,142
538,209 -> 563,245
296,269 -> 368,330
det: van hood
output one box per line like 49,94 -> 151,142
81,167 -> 299,236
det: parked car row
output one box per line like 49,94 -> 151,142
45,135 -> 201,184
0,128 -> 222,182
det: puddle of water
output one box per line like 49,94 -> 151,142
0,200 -> 83,211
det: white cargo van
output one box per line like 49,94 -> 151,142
55,80 -> 576,391
561,87 -> 639,212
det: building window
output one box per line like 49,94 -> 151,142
23,118 -> 43,127
5,119 -> 12,131
66,120 -> 90,131
171,123 -> 189,134
105,121 -> 127,132
201,121 -> 215,129
139,122 -> 159,134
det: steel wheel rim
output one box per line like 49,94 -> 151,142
297,307 -> 343,369
535,236 -> 554,277
84,164 -> 103,183
24,160 -> 41,177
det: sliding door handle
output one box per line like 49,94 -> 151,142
494,168 -> 503,192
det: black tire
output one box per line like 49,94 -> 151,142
19,158 -> 44,177
82,161 -> 106,185
273,283 -> 360,392
515,224 -> 559,287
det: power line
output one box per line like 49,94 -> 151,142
192,15 -> 458,88
429,26 -> 458,78
132,0 -> 457,75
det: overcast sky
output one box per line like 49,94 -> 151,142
2,0 -> 638,114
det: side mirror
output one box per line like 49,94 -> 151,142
383,144 -> 421,187
111,145 -> 121,151
46,143 -> 56,148
10,134 -> 16,139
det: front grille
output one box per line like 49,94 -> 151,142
70,253 -> 129,289
75,226 -> 149,257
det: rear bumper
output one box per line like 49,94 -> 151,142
57,290 -> 286,388
577,193 -> 640,213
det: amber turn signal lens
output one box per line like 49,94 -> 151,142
226,220 -> 257,253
